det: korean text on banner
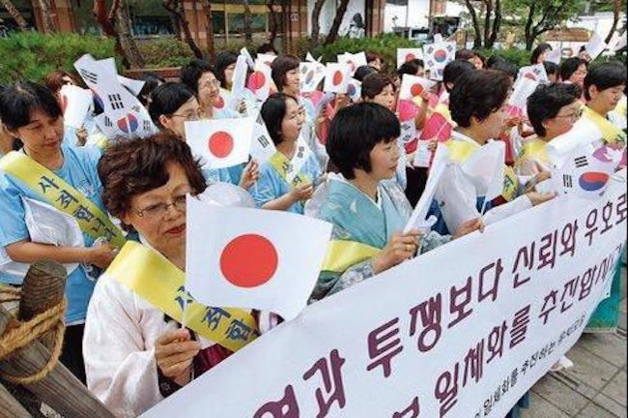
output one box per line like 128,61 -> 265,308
142,171 -> 628,418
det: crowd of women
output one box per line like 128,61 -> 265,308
0,41 -> 626,418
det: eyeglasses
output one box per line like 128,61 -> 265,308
199,79 -> 221,89
170,110 -> 201,121
555,108 -> 584,121
132,192 -> 191,218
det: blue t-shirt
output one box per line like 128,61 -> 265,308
250,152 -> 322,214
0,144 -> 104,323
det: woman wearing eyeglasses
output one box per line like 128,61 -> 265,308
516,84 -> 583,176
84,134 -> 263,416
148,82 -> 258,190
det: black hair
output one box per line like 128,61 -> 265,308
397,59 -> 425,77
583,62 -> 627,101
327,103 -> 400,180
543,61 -> 559,77
271,55 -> 301,92
455,49 -> 476,61
527,83 -> 582,136
260,93 -> 299,145
443,59 -> 475,92
486,55 -> 507,69
138,72 -> 166,106
180,59 -> 215,94
361,73 -> 395,99
0,81 -> 62,131
490,59 -> 518,80
214,51 -> 239,88
354,65 -> 378,82
148,82 -> 196,129
531,43 -> 553,65
450,70 -> 512,128
257,43 -> 278,55
559,57 -> 587,83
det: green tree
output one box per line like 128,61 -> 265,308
502,0 -> 586,50
460,0 -> 503,49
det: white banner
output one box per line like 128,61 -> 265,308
143,171 -> 628,418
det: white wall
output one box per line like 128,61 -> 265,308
307,0 -> 366,36
384,0 -> 431,31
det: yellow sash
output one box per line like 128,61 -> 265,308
0,151 -> 125,248
583,106 -> 627,146
444,139 -> 519,202
268,151 -> 309,188
106,241 -> 258,352
321,240 -> 381,273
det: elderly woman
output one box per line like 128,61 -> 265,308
251,93 -> 322,214
84,134 -> 262,417
148,82 -> 257,189
180,59 -> 239,120
0,81 -> 119,382
307,103 -> 481,302
516,83 -> 582,176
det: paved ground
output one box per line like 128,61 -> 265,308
524,265 -> 627,418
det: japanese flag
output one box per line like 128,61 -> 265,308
186,198 -> 333,320
250,111 -> 277,163
419,112 -> 453,143
59,85 -> 93,129
399,74 -> 436,101
248,60 -> 273,102
508,76 -> 539,113
518,64 -> 549,85
397,48 -> 424,69
230,55 -> 249,103
346,78 -> 362,102
461,140 -> 506,202
299,62 -> 325,93
185,118 -> 253,169
239,47 -> 255,69
256,53 -> 277,67
323,63 -> 351,94
337,52 -> 367,76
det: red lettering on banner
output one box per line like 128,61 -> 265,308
302,349 -> 347,418
462,339 -> 484,386
434,362 -> 460,417
584,209 -> 599,246
559,276 -> 580,313
478,259 -> 504,302
537,231 -> 558,270
408,294 -> 443,352
600,200 -> 614,234
448,277 -> 473,328
392,396 -> 421,418
366,318 -> 404,378
253,385 -> 300,418
539,290 -> 558,325
509,305 -> 531,349
511,242 -> 535,288
486,321 -> 508,364
616,192 -> 627,224
559,220 -> 578,258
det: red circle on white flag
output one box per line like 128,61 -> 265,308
249,72 -> 266,91
405,53 -> 416,62
410,83 -> 424,97
220,234 -> 279,288
333,71 -> 344,86
208,131 -> 234,158
215,96 -> 225,109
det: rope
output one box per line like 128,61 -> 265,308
0,286 -> 20,303
0,286 -> 66,385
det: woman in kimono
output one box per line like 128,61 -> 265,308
308,103 -> 482,302
436,70 -> 556,235
251,93 -> 322,214
0,82 -> 119,382
148,82 -> 257,189
84,134 -> 263,417
214,50 -> 259,116
516,83 -> 582,176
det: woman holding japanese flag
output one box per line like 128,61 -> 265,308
308,103 -> 482,302
252,93 -> 323,214
84,134 -> 264,417
148,82 -> 258,190
435,70 -> 556,235
0,81 -> 120,383
214,50 -> 259,116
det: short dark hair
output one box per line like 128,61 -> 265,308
260,93 -> 298,145
138,72 -> 166,106
271,55 -> 301,91
327,103 -> 400,180
361,73 -> 395,99
214,51 -> 239,88
543,61 -> 559,77
44,69 -> 80,94
443,59 -> 475,92
98,133 -> 206,228
527,83 -> 581,136
490,59 -> 518,80
486,55 -> 507,69
366,51 -> 382,64
397,59 -> 425,77
256,43 -> 278,55
180,59 -> 215,94
148,82 -> 196,129
559,58 -> 587,82
0,81 -> 62,131
354,65 -> 378,82
583,62 -> 627,101
450,70 -> 512,128
531,43 -> 553,65
455,49 -> 476,61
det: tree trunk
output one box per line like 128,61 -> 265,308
163,0 -> 204,58
464,0 -> 483,48
323,0 -> 349,45
0,0 -> 28,30
605,0 -> 622,43
487,0 -> 501,49
524,2 -> 536,50
93,0 -> 128,65
38,0 -> 57,33
198,0 -> 215,60
243,0 -> 253,45
267,0 -> 279,46
310,0 -> 326,49
483,0 -> 492,48
114,0 -> 145,69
